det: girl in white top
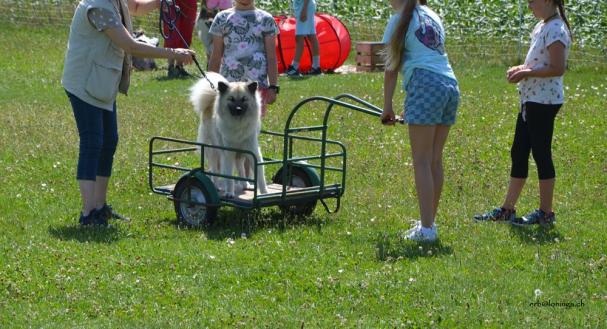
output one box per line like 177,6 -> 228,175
474,0 -> 572,227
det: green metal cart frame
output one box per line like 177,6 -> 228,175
148,93 -> 385,226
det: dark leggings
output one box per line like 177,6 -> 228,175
67,91 -> 119,180
510,102 -> 561,180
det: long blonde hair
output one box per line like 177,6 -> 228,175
385,0 -> 427,71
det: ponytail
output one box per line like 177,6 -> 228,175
385,0 -> 427,71
554,0 -> 573,41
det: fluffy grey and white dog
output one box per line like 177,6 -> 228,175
189,72 -> 268,198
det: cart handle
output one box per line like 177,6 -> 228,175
332,93 -> 404,124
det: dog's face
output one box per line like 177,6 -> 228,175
217,81 -> 258,118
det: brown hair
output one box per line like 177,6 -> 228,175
553,0 -> 573,40
385,0 -> 427,71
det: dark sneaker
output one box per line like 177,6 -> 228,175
175,65 -> 191,78
79,209 -> 97,226
286,65 -> 302,78
167,65 -> 179,78
306,67 -> 322,75
99,204 -> 130,222
474,207 -> 516,223
511,209 -> 556,228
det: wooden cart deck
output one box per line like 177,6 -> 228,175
157,183 -> 341,208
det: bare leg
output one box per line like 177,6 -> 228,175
78,180 -> 96,215
293,35 -> 305,64
430,125 -> 450,219
309,35 -> 320,57
94,176 -> 110,209
502,177 -> 526,210
408,125 -> 437,229
539,178 -> 555,213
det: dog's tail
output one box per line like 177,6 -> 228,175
189,72 -> 225,121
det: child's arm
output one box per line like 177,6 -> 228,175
208,34 -> 224,72
300,0 -> 309,22
508,42 -> 566,83
264,34 -> 278,104
381,68 -> 399,125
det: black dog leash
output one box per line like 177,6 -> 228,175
159,0 -> 215,89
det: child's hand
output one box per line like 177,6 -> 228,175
266,89 -> 277,104
506,65 -> 525,80
300,11 -> 307,22
507,68 -> 532,83
380,109 -> 396,125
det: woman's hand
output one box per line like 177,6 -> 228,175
172,48 -> 195,65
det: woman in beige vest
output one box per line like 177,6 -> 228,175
62,0 -> 195,226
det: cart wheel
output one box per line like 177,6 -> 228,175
173,176 -> 218,227
272,166 -> 317,217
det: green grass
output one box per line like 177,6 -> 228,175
1,24 -> 606,328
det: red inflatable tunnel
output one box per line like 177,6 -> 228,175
274,14 -> 351,73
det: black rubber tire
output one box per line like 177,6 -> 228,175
272,166 -> 317,217
173,176 -> 218,227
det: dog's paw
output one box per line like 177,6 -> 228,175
259,187 -> 268,194
223,191 -> 235,199
243,182 -> 254,190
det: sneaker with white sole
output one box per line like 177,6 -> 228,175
511,209 -> 556,228
403,222 -> 437,242
474,207 -> 516,223
306,67 -> 322,75
286,65 -> 303,78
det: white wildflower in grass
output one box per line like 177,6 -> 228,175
227,238 -> 235,245
534,289 -> 542,298
409,277 -> 416,283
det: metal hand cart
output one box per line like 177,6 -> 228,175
148,94 -> 387,227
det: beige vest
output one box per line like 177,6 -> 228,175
61,0 -> 133,111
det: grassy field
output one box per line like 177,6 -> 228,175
1,25 -> 606,328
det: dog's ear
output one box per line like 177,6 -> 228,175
247,81 -> 258,94
217,81 -> 229,94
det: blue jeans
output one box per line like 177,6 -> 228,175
66,91 -> 118,180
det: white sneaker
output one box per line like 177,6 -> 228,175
403,224 -> 437,242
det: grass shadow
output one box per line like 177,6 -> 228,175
508,224 -> 563,245
375,232 -> 453,262
154,74 -> 197,82
161,207 -> 326,241
48,224 -> 122,244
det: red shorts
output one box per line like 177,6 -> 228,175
163,0 -> 197,48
